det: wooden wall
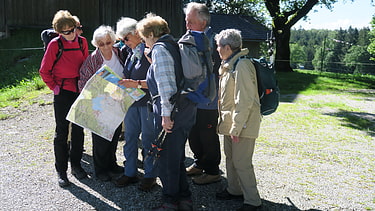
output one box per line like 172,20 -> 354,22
0,0 -> 184,37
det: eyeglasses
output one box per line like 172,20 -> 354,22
76,25 -> 83,30
61,28 -> 76,35
98,41 -> 113,47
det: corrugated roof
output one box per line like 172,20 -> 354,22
210,14 -> 270,41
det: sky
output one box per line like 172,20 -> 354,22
294,1 -> 374,30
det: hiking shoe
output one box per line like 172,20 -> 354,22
178,199 -> 193,211
237,203 -> 261,211
57,172 -> 70,187
192,173 -> 221,185
152,202 -> 178,211
185,165 -> 203,176
138,177 -> 156,191
113,175 -> 138,187
216,189 -> 243,200
71,165 -> 88,180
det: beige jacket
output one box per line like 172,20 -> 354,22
218,48 -> 261,138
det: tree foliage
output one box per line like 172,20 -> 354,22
368,15 -> 375,60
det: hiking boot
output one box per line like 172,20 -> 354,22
178,199 -> 193,211
71,165 -> 88,180
57,172 -> 70,187
138,177 -> 157,191
236,203 -> 261,211
113,175 -> 138,187
152,202 -> 178,211
185,165 -> 203,176
216,189 -> 244,200
192,173 -> 220,185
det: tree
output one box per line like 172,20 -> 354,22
367,15 -> 375,60
290,43 -> 306,68
265,0 -> 340,72
344,45 -> 374,74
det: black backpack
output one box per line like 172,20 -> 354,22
234,56 -> 280,115
41,29 -> 84,68
41,29 -> 59,51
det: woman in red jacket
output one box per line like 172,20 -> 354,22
39,10 -> 89,187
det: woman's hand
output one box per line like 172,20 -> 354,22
231,135 -> 239,143
118,79 -> 137,88
162,116 -> 174,133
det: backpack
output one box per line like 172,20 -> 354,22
234,56 -> 280,115
52,36 -> 84,68
177,31 -> 217,104
41,29 -> 59,51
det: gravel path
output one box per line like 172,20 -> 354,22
0,92 -> 374,211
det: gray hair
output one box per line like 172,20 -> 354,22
184,2 -> 210,25
215,29 -> 242,51
116,17 -> 138,38
91,25 -> 116,47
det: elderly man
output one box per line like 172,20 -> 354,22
183,2 -> 222,185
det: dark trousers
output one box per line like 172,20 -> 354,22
92,125 -> 122,175
53,89 -> 84,173
188,109 -> 220,175
154,97 -> 197,203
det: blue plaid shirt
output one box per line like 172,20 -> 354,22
152,44 -> 177,116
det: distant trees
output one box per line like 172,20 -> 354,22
291,27 -> 374,75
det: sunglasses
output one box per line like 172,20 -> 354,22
123,35 -> 130,42
98,41 -> 113,47
61,28 -> 76,35
76,25 -> 83,30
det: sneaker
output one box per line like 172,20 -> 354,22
192,173 -> 221,185
113,175 -> 139,187
71,165 -> 88,180
216,189 -> 243,200
57,172 -> 70,187
138,177 -> 156,191
185,165 -> 203,176
237,203 -> 261,211
178,199 -> 193,211
152,202 -> 178,211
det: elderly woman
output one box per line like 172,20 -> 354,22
39,10 -> 89,187
214,29 -> 262,211
78,25 -> 124,182
136,14 -> 197,210
113,17 -> 156,191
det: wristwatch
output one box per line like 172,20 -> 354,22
137,80 -> 142,89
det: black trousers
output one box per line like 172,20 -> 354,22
92,125 -> 122,175
188,108 -> 221,175
53,89 -> 84,173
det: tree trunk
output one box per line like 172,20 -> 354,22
274,26 -> 293,72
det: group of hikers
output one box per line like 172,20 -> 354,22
39,2 -> 263,211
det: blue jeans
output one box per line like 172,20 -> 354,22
124,105 -> 155,178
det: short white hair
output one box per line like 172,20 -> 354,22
116,17 -> 137,38
215,29 -> 242,51
91,25 -> 116,47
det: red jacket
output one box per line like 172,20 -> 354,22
39,35 -> 89,93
